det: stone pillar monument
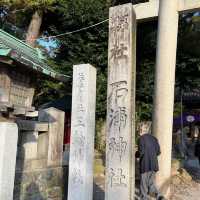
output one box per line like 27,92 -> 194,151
39,107 -> 65,167
68,64 -> 97,200
106,3 -> 136,200
0,122 -> 18,200
153,0 -> 179,196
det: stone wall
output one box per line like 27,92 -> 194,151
13,108 -> 66,200
14,165 -> 64,200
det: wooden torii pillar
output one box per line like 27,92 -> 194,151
106,0 -> 200,199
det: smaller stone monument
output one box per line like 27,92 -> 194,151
0,122 -> 18,200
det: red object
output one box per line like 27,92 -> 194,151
64,112 -> 71,144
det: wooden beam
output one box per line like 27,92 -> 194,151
178,0 -> 200,13
133,0 -> 200,22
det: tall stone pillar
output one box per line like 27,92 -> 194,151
68,64 -> 97,200
153,0 -> 179,196
106,3 -> 136,200
0,122 -> 18,200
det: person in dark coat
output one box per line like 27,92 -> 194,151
195,138 -> 200,165
136,123 -> 165,200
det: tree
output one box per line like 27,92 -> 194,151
1,0 -> 199,121
46,0 -> 110,118
36,0 -> 200,121
0,0 -> 58,46
45,0 -> 149,118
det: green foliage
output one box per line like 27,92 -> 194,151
46,0 -> 110,118
1,0 -> 200,123
96,71 -> 107,118
176,14 -> 200,92
173,103 -> 182,118
136,59 -> 155,103
33,2 -> 200,122
33,79 -> 66,108
136,102 -> 153,121
95,118 -> 106,153
176,54 -> 200,91
47,0 -> 152,119
0,0 -> 58,10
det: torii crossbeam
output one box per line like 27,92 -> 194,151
106,1 -> 200,200
134,0 -> 200,21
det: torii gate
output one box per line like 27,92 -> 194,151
106,0 -> 200,199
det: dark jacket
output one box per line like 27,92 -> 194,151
138,133 -> 161,173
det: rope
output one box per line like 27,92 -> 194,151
23,18 -> 109,42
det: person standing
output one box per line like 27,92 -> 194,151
137,123 -> 165,200
195,138 -> 200,165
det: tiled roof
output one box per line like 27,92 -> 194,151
0,29 -> 69,82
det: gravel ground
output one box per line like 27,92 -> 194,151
93,146 -> 200,200
93,175 -> 200,200
171,180 -> 200,200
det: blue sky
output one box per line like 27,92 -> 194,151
37,38 -> 59,57
38,38 -> 58,51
